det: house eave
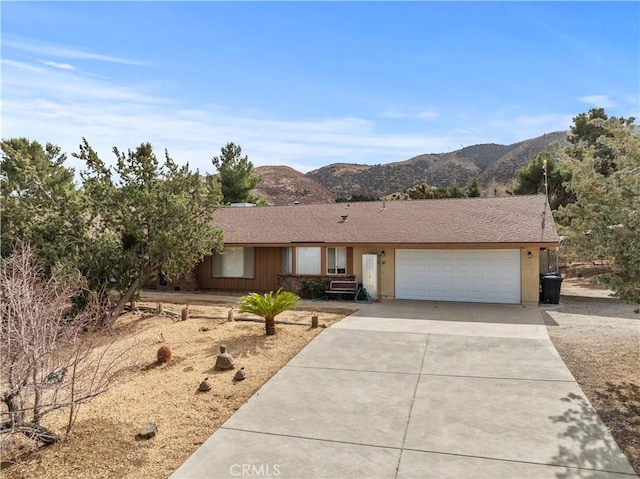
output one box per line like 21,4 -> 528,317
216,241 -> 561,249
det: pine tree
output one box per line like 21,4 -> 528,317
212,142 -> 263,204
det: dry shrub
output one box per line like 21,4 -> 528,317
0,244 -> 136,459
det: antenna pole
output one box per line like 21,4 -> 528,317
543,134 -> 550,201
543,156 -> 548,199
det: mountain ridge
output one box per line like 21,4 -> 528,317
253,131 -> 569,205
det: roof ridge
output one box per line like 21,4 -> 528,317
220,193 -> 548,210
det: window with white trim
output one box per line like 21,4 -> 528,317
327,247 -> 347,275
296,247 -> 321,275
213,247 -> 255,278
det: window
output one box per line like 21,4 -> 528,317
213,247 -> 254,278
282,247 -> 292,274
296,247 -> 321,275
327,247 -> 347,275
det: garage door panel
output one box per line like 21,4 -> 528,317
395,249 -> 521,304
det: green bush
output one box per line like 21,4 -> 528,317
301,278 -> 329,299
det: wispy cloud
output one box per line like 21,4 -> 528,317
2,59 -> 164,104
514,114 -> 572,129
3,36 -> 150,67
578,95 -> 616,109
2,59 -> 43,73
486,114 -> 575,144
41,60 -> 77,71
381,109 -> 440,120
4,56 -> 611,175
1,59 -> 455,173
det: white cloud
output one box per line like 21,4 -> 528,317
578,95 -> 616,109
3,36 -> 150,67
41,60 -> 77,71
1,59 -> 456,174
473,114 -> 573,147
514,114 -> 571,129
381,109 -> 439,120
2,59 -> 165,104
3,56 -> 598,176
2,59 -> 44,73
416,110 -> 440,120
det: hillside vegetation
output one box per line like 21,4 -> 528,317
305,131 -> 568,199
253,165 -> 335,205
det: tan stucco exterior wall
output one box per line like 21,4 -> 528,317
379,249 -> 396,300
520,247 -> 541,306
351,246 -> 366,284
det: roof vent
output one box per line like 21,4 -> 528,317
340,215 -> 348,222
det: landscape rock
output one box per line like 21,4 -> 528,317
198,378 -> 211,392
136,423 -> 157,440
234,367 -> 246,381
214,345 -> 235,371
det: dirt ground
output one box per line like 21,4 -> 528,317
544,277 -> 640,475
0,295 -> 356,479
2,279 -> 639,478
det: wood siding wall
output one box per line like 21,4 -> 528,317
198,247 -> 281,292
197,246 -> 354,293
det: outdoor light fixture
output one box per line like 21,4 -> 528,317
381,251 -> 385,257
527,251 -> 533,259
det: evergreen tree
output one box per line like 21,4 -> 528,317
559,117 -> 640,302
511,151 -> 572,210
212,142 -> 263,204
567,108 -> 636,176
0,138 -> 85,268
446,181 -> 465,198
76,139 -> 224,323
466,177 -> 481,197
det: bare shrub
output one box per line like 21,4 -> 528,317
0,244 -> 135,457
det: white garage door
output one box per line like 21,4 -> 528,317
395,249 -> 521,304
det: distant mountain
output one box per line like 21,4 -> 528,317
305,131 -> 569,199
253,165 -> 335,206
251,131 -> 570,204
479,131 -> 568,185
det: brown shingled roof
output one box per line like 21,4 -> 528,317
213,194 -> 559,246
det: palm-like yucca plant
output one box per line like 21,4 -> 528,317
237,288 -> 300,336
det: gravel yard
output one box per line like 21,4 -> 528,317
545,280 -> 640,475
0,296 -> 355,479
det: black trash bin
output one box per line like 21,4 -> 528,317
541,273 -> 563,304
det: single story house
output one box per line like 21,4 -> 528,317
168,194 -> 560,306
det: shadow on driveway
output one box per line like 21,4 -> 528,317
549,392 -> 637,478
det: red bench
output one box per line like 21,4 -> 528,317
325,280 -> 359,300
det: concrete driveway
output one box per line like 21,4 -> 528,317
171,301 -> 636,479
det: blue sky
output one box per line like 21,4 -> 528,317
2,1 -> 638,175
